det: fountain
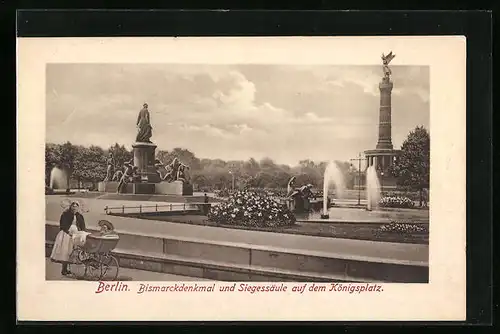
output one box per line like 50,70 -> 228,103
366,165 -> 381,211
49,167 -> 67,189
320,161 -> 346,219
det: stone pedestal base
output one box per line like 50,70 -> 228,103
155,180 -> 193,196
132,142 -> 161,183
98,180 -> 193,195
133,183 -> 156,194
364,148 -> 401,174
287,196 -> 311,213
98,181 -> 133,193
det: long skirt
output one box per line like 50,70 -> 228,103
50,231 -> 74,263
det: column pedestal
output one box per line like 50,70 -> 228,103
377,77 -> 394,150
132,142 -> 161,183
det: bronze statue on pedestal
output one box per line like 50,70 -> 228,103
136,103 -> 153,143
381,51 -> 396,79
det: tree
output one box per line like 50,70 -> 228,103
108,143 -> 133,169
243,158 -> 260,177
45,143 -> 60,186
259,157 -> 276,170
390,126 -> 430,206
73,145 -> 107,189
156,148 -> 201,170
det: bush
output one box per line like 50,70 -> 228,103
379,196 -> 415,208
208,190 -> 296,228
215,189 -> 232,198
385,191 -> 420,201
379,221 -> 428,234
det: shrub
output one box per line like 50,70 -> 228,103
379,221 -> 428,234
208,190 -> 296,228
379,196 -> 415,208
215,189 -> 232,198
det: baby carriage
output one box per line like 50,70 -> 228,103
69,220 -> 120,281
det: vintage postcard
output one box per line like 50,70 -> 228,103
17,36 -> 466,321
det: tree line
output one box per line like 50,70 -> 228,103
45,143 -> 357,191
45,126 -> 429,196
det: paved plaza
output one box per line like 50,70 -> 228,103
46,195 -> 428,266
45,257 -> 212,281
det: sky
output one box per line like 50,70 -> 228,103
46,64 -> 429,166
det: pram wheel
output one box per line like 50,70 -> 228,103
68,248 -> 87,279
99,254 -> 119,281
81,255 -> 101,281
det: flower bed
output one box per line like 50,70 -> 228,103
378,221 -> 428,234
208,190 -> 296,228
379,196 -> 415,208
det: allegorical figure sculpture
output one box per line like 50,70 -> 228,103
287,183 -> 314,213
177,164 -> 189,182
155,157 -> 191,183
103,152 -> 115,182
381,51 -> 396,79
111,169 -> 123,182
136,103 -> 153,143
286,176 -> 296,197
154,159 -> 165,179
117,160 -> 138,194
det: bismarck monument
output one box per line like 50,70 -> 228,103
364,52 -> 401,190
98,103 -> 194,196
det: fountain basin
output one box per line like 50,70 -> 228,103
295,206 -> 429,224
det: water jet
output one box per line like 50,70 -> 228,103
366,165 -> 381,211
321,161 -> 345,219
49,167 -> 68,190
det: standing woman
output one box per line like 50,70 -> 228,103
50,201 -> 86,275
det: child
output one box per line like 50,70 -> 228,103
96,220 -> 118,238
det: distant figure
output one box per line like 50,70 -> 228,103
103,152 -> 115,182
203,193 -> 209,215
136,103 -> 152,143
422,188 -> 429,208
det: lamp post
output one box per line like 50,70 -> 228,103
380,171 -> 385,197
350,153 -> 367,206
229,170 -> 235,190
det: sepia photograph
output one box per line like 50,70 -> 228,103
44,59 -> 430,283
17,36 -> 466,321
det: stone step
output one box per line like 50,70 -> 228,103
45,241 -> 387,282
